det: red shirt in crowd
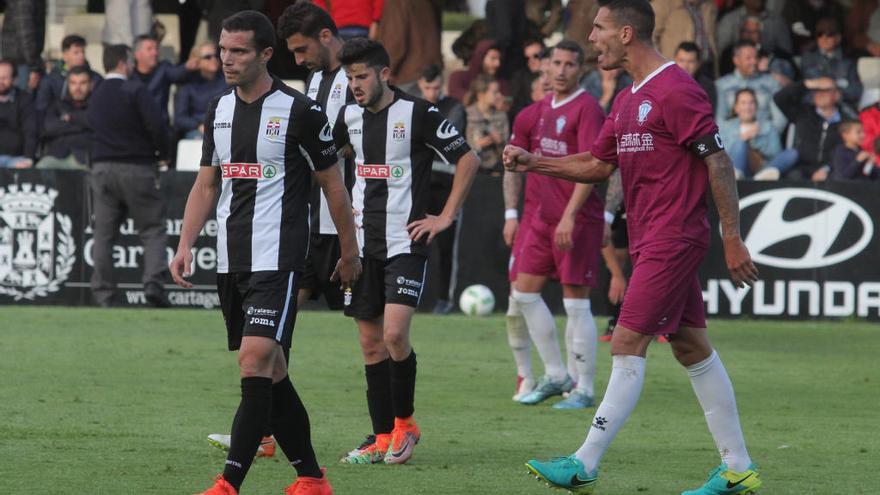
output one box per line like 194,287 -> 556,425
313,0 -> 384,29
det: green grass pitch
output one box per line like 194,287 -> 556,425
1,307 -> 877,494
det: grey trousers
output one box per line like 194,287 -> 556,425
89,161 -> 168,303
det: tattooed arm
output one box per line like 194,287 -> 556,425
705,151 -> 759,288
502,169 -> 523,247
601,168 -> 623,246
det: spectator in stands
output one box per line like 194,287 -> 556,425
313,0 -> 383,40
826,120 -> 877,180
87,44 -> 170,308
525,0 -> 564,39
717,0 -> 792,59
509,39 -> 545,119
846,0 -> 880,57
485,0 -> 529,78
800,18 -> 862,110
0,0 -> 46,92
132,34 -> 197,125
36,66 -> 93,170
448,40 -> 508,103
35,35 -> 103,127
465,75 -> 508,175
719,15 -> 797,85
0,60 -> 36,168
582,66 -> 631,113
718,88 -> 794,179
652,0 -> 719,77
377,0 -> 442,95
772,76 -> 857,180
173,41 -> 226,139
859,100 -> 880,152
417,64 -> 467,314
102,0 -> 152,46
782,0 -> 846,55
674,42 -> 717,112
564,0 -> 598,61
716,40 -> 787,133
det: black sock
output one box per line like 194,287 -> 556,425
390,350 -> 417,419
365,358 -> 394,434
270,375 -> 322,479
262,347 -> 292,438
223,376 -> 273,490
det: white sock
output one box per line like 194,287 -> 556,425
506,296 -> 533,380
565,321 -> 577,383
574,354 -> 646,473
512,290 -> 566,380
687,351 -> 752,472
564,298 -> 597,397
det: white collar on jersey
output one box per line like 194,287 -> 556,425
630,61 -> 675,94
551,88 -> 585,109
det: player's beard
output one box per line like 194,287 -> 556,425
362,82 -> 384,109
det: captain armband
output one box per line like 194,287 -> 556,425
690,131 -> 725,159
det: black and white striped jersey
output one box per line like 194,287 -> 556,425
200,78 -> 338,273
333,88 -> 471,260
305,66 -> 355,235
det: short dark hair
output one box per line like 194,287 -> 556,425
103,44 -> 131,73
598,0 -> 655,42
133,34 -> 157,51
420,64 -> 443,82
338,38 -> 390,70
675,41 -> 700,58
553,39 -> 585,65
68,65 -> 91,78
222,10 -> 276,52
733,40 -> 758,56
839,119 -> 862,135
277,1 -> 338,40
539,47 -> 552,60
523,38 -> 545,50
62,34 -> 87,51
0,59 -> 16,78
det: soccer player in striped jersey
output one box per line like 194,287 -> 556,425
170,11 -> 361,495
505,1 -> 761,493
333,38 -> 480,465
205,1 -> 359,461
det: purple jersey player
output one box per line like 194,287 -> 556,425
507,40 -> 607,411
503,1 -> 762,494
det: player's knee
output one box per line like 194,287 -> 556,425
238,348 -> 274,377
383,327 -> 409,351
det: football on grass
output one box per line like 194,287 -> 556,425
459,284 -> 495,316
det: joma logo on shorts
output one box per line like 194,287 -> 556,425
249,317 -> 275,327
397,288 -> 419,297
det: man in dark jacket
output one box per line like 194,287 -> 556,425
86,44 -> 170,308
770,76 -> 857,180
36,66 -> 93,170
0,59 -> 36,169
173,40 -> 227,138
417,64 -> 468,314
0,0 -> 46,91
132,34 -> 197,124
35,34 -> 103,128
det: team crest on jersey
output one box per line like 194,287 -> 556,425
392,121 -> 406,141
266,117 -> 282,136
0,184 -> 76,301
331,83 -> 343,100
556,116 -> 567,135
637,100 -> 653,125
222,163 -> 277,179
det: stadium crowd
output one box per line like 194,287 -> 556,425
2,0 -> 880,181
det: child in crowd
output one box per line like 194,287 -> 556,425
827,120 -> 878,180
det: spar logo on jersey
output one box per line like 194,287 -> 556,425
392,121 -> 407,141
556,116 -> 566,135
222,163 -> 277,179
358,164 -> 390,179
266,117 -> 282,136
637,100 -> 653,125
436,119 -> 459,139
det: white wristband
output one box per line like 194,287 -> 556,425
504,208 -> 519,220
604,211 -> 615,224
